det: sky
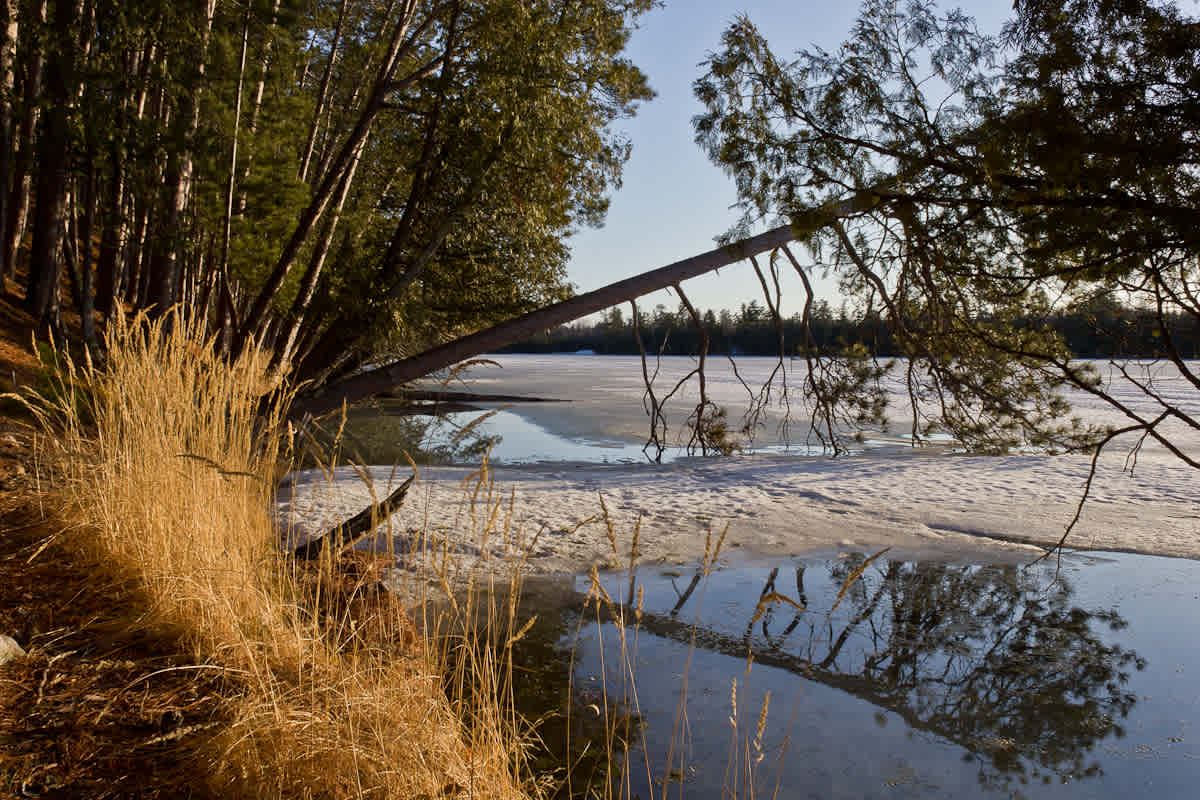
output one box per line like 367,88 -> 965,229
563,0 -> 1017,318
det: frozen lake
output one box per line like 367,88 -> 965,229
424,354 -> 1200,462
285,354 -> 1199,564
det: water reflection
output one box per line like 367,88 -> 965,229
739,557 -> 1142,789
507,553 -> 1172,798
296,401 -> 502,467
305,401 -> 833,466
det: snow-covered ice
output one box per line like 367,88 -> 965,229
279,356 -> 1199,571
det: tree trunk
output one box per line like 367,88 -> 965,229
234,0 -> 279,216
94,46 -> 139,316
26,0 -> 76,327
3,0 -> 45,287
298,0 -> 348,184
295,90 -> 491,384
233,3 -> 425,354
220,4 -> 250,279
107,41 -> 155,311
288,183 -> 892,420
275,138 -> 364,369
291,224 -> 802,418
130,200 -> 153,307
95,134 -> 124,314
0,0 -> 19,291
63,188 -> 82,310
146,0 -> 215,313
291,474 -> 413,560
246,0 -> 280,133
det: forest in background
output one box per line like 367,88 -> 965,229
499,295 -> 1200,359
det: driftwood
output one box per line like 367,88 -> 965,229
383,389 -> 565,404
291,474 -> 415,560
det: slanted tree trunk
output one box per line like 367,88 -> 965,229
233,1 -> 448,355
292,224 -> 802,418
289,188 -> 887,420
274,138 -> 364,370
295,103 -> 501,385
298,0 -> 348,184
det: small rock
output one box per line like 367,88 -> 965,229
0,634 -> 27,665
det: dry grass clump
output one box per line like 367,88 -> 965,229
14,312 -> 532,799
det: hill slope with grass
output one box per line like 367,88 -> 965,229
0,294 -> 544,798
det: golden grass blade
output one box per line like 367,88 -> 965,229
831,547 -> 890,614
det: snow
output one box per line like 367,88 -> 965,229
278,356 -> 1199,571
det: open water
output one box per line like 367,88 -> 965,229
507,550 -> 1200,799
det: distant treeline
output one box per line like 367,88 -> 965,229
496,298 -> 1200,359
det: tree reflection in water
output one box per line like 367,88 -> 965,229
816,556 -> 1143,789
573,554 -> 1145,794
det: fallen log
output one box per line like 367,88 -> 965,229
291,474 -> 415,560
383,389 -> 566,404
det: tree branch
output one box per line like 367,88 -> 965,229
291,474 -> 414,560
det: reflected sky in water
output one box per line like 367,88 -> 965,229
441,409 -> 666,463
436,408 -> 843,463
507,551 -> 1200,799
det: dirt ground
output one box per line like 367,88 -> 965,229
0,290 -> 232,798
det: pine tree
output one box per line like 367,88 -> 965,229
693,0 -> 1200,463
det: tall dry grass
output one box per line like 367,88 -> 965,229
17,311 -> 535,799
566,501 -> 826,800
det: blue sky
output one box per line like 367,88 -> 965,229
564,0 -> 1016,317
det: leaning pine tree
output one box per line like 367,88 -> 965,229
688,0 -> 1199,466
